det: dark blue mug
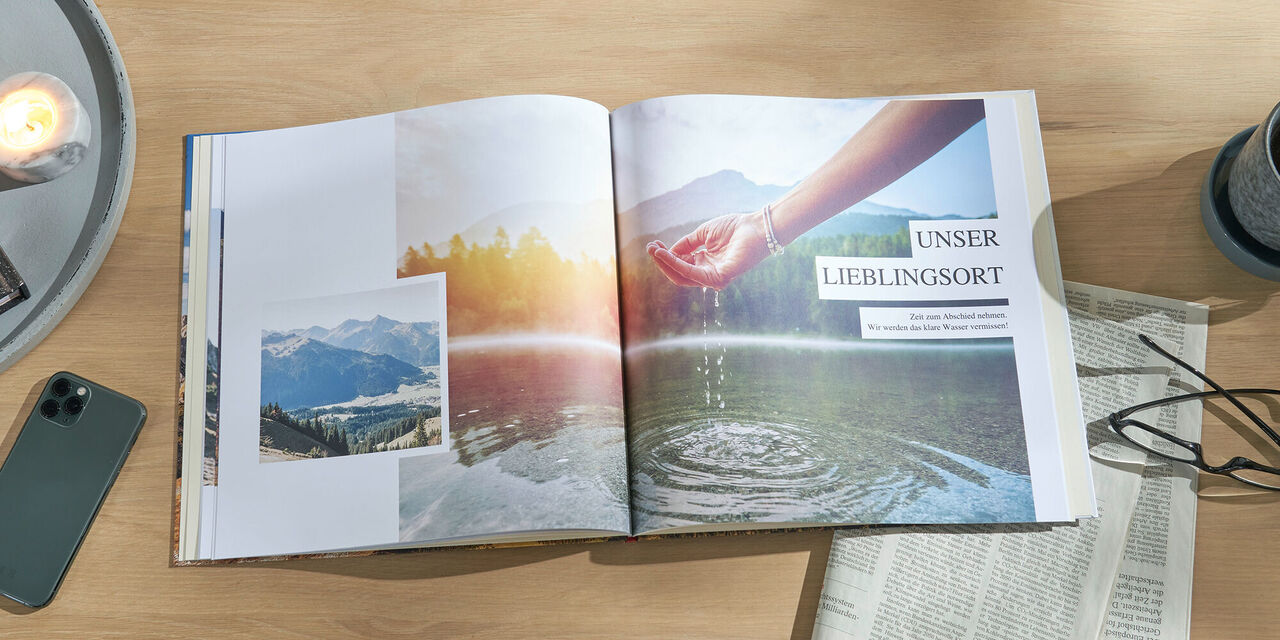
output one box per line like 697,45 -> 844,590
1231,101 -> 1280,251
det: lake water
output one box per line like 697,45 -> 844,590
624,339 -> 1034,532
398,344 -> 629,542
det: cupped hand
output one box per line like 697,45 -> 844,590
647,212 -> 770,290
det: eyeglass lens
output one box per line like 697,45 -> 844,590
1115,422 -> 1198,463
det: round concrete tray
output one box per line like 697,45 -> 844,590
0,0 -> 136,373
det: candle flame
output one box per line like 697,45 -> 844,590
0,89 -> 57,149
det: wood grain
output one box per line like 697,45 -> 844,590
1,0 -> 1278,637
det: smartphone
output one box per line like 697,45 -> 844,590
0,372 -> 146,608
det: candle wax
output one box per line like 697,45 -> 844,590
0,89 -> 58,149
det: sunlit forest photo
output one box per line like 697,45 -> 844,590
398,226 -> 619,342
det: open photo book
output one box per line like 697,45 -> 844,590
175,91 -> 1094,563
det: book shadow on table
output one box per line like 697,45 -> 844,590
228,527 -> 832,580
1050,146 -> 1278,325
237,527 -> 838,639
589,530 -> 838,640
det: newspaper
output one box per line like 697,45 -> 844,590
1070,284 -> 1204,640
813,282 -> 1207,640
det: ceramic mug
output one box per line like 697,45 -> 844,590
1230,101 -> 1280,251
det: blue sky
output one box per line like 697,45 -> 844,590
612,95 -> 998,217
395,96 -> 614,249
261,278 -> 442,334
872,120 -> 995,217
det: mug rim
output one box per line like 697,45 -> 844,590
1266,100 -> 1280,183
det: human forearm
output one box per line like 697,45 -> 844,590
767,99 -> 986,245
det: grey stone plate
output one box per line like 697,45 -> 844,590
0,0 -> 136,373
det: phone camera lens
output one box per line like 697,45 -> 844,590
40,399 -> 61,418
51,378 -> 71,397
63,396 -> 84,415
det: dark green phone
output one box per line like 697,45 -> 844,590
0,372 -> 146,608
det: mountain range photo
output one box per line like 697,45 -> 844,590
616,169 -> 995,258
617,169 -> 998,343
259,315 -> 444,463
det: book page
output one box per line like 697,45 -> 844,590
176,134 -> 209,560
202,96 -> 629,559
811,282 -> 1206,640
611,93 -> 1086,533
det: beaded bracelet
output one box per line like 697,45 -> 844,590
763,203 -> 784,256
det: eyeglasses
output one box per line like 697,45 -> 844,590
1108,334 -> 1280,490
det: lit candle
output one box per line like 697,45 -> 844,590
0,72 -> 91,183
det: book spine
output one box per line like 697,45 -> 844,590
172,134 -> 195,564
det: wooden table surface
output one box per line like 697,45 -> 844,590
2,1 -> 1279,637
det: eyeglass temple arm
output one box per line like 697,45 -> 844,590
1139,334 -> 1280,446
1113,388 -> 1280,420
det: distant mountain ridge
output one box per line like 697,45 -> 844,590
271,315 -> 441,368
618,170 -> 791,243
261,336 -> 430,410
617,169 -> 994,245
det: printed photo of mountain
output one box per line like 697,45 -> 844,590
616,167 -> 999,343
258,279 -> 447,464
